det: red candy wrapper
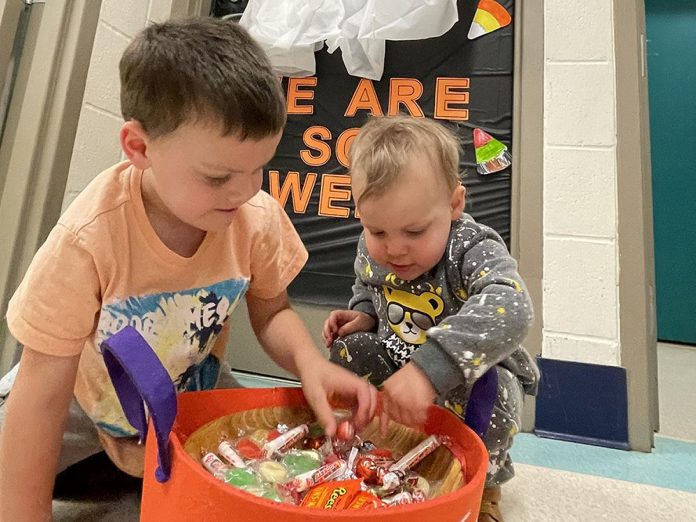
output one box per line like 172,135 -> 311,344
355,454 -> 380,483
336,420 -> 355,441
300,479 -> 362,509
389,435 -> 442,473
235,437 -> 263,460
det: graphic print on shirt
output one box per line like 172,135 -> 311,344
383,285 -> 445,344
382,285 -> 445,367
97,277 -> 248,397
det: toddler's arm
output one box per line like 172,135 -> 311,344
411,222 -> 534,399
0,347 -> 80,521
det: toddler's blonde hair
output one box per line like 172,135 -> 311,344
349,115 -> 461,204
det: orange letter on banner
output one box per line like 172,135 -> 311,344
287,77 -> 317,114
388,78 -> 424,117
336,128 -> 360,168
268,171 -> 317,214
345,79 -> 383,117
301,126 -> 332,167
434,78 -> 470,121
319,174 -> 351,218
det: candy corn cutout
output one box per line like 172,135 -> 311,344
468,0 -> 512,40
473,128 -> 512,175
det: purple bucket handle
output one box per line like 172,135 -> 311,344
101,326 -> 177,482
463,367 -> 498,438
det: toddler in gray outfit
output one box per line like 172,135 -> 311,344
323,115 -> 539,522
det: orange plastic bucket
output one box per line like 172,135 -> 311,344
140,387 -> 487,521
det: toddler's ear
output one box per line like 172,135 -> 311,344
120,121 -> 151,170
450,184 -> 466,219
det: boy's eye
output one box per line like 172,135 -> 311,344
406,229 -> 425,237
370,230 -> 385,237
205,176 -> 229,186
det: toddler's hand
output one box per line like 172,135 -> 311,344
322,309 -> 376,347
380,363 -> 437,436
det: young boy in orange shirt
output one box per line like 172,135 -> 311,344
324,116 -> 538,522
0,18 -> 375,520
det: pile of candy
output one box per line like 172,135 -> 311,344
198,413 -> 456,510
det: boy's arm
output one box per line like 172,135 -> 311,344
247,291 -> 377,436
0,347 -> 80,521
410,224 -> 534,398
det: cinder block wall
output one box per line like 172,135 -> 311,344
62,0 -> 179,209
543,0 -> 621,366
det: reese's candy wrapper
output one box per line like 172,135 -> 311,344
347,491 -> 384,509
300,479 -> 362,509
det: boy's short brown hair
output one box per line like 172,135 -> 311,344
120,17 -> 286,139
349,116 -> 461,204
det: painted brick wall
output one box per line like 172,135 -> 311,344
543,0 -> 621,366
62,0 -> 176,210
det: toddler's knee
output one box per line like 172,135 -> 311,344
328,336 -> 355,367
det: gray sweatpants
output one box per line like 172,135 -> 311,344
0,363 -> 242,474
329,332 -> 525,488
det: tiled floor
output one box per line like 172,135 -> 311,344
51,342 -> 696,521
657,342 -> 696,441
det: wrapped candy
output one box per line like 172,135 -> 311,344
282,449 -> 322,477
263,424 -> 309,458
218,437 -> 247,469
389,435 -> 443,473
282,459 -> 348,495
347,490 -> 384,509
200,451 -> 259,489
257,460 -> 289,484
196,414 -> 455,510
382,491 -> 414,506
200,451 -> 230,482
235,437 -> 264,460
300,479 -> 362,509
336,420 -> 355,441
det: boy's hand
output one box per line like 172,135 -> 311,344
322,310 -> 376,347
379,363 -> 437,436
299,358 -> 378,437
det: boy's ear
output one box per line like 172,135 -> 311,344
120,120 -> 151,170
450,184 -> 466,219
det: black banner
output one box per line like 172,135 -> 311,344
263,1 -> 514,306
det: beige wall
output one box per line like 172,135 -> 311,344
542,0 -> 622,366
63,0 -> 187,208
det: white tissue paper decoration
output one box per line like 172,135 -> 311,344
240,0 -> 459,81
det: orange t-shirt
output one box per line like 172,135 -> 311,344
7,161 -> 307,451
